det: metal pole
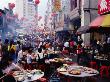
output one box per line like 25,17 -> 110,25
53,16 -> 56,53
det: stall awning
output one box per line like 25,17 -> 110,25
90,14 -> 110,27
77,14 -> 110,34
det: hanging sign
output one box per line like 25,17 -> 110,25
98,0 -> 110,15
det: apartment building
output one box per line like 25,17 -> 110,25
69,0 -> 98,45
16,0 -> 38,28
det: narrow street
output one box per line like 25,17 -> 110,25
0,0 -> 110,82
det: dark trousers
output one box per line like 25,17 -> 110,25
77,54 -> 82,64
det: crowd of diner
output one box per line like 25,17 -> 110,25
0,34 -> 110,82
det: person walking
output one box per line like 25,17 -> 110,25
8,40 -> 16,63
2,39 -> 9,60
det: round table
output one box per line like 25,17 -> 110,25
23,72 -> 44,82
13,70 -> 44,82
57,66 -> 99,82
94,56 -> 109,66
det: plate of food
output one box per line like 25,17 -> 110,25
85,70 -> 98,74
58,67 -> 67,72
34,70 -> 43,75
83,67 -> 98,74
14,75 -> 25,81
68,69 -> 81,75
27,74 -> 33,80
13,71 -> 24,76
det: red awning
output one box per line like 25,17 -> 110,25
89,15 -> 104,27
89,14 -> 110,27
77,14 -> 110,34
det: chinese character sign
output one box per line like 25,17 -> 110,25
98,0 -> 110,14
53,0 -> 61,12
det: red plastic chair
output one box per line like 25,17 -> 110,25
100,66 -> 109,78
90,61 -> 98,70
107,66 -> 110,77
38,77 -> 47,82
62,50 -> 69,55
38,64 -> 46,72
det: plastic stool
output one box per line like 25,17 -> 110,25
100,66 -> 109,78
90,61 -> 98,69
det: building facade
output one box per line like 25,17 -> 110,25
68,0 -> 98,45
44,0 -> 98,44
81,0 -> 98,45
16,0 -> 38,29
69,0 -> 81,31
16,0 -> 36,19
44,0 -> 53,32
0,7 -> 20,40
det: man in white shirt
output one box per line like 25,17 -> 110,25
17,49 -> 23,63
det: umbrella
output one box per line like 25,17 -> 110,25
90,14 -> 110,27
77,14 -> 110,34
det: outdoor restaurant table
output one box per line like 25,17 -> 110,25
45,58 -> 72,63
13,69 -> 44,82
57,65 -> 99,82
47,51 -> 60,59
94,56 -> 109,66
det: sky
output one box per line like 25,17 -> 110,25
0,0 -> 15,9
38,0 -> 48,26
0,0 -> 47,27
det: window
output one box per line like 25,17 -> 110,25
74,0 -> 77,8
71,0 -> 77,11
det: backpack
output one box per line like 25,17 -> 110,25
8,45 -> 16,53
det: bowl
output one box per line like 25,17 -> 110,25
27,74 -> 32,80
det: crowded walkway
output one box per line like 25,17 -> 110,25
0,36 -> 110,82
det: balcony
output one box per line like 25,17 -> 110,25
69,7 -> 80,20
69,0 -> 81,20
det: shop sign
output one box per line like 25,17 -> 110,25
98,0 -> 110,15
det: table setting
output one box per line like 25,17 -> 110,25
94,55 -> 108,61
45,57 -> 72,64
57,64 -> 99,77
13,69 -> 44,82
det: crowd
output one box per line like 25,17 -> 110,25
0,34 -> 110,82
0,34 -> 59,81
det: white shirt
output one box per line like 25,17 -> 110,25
27,54 -> 32,64
17,50 -> 23,62
48,47 -> 54,51
64,42 -> 69,47
36,52 -> 44,59
107,37 -> 110,43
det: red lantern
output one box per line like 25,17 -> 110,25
34,13 -> 38,18
39,16 -> 42,19
51,13 -> 56,17
9,3 -> 15,9
0,12 -> 2,16
35,0 -> 40,5
38,16 -> 42,21
12,3 -> 15,7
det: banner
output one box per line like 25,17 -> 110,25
53,0 -> 61,12
98,0 -> 110,15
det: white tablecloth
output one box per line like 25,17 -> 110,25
57,66 -> 99,78
23,72 -> 44,82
